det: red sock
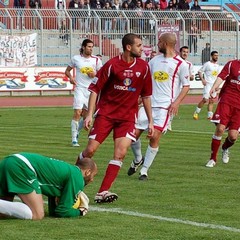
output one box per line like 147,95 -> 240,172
98,160 -> 122,193
222,137 -> 234,150
210,137 -> 221,161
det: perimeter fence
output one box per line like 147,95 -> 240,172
0,8 -> 239,66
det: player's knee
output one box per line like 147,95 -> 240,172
84,147 -> 96,158
32,211 -> 44,220
228,135 -> 237,143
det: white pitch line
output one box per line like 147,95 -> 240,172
16,198 -> 240,233
171,129 -> 213,135
90,206 -> 240,233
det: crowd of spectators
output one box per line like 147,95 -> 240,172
69,0 -> 201,11
11,0 -> 202,11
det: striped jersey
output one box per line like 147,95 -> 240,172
68,54 -> 102,88
149,54 -> 190,108
88,55 -> 152,122
198,61 -> 220,84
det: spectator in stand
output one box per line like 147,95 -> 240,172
124,0 -> 136,9
121,1 -> 129,9
188,21 -> 199,55
83,0 -> 92,33
201,43 -> 211,65
160,0 -> 168,10
103,2 -> 112,35
155,2 -> 161,10
29,0 -> 42,30
89,0 -> 101,33
135,1 -> 145,30
190,0 -> 201,11
112,0 -> 122,34
178,0 -> 189,10
55,0 -> 66,34
172,0 -> 178,9
14,0 -> 26,30
145,0 -> 154,10
90,0 -> 103,8
68,0 -> 82,31
167,1 -> 174,10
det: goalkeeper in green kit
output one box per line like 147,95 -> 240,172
0,152 -> 97,220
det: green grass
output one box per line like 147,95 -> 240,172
0,105 -> 240,240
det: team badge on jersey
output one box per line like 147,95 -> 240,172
123,78 -> 132,86
136,72 -> 141,77
212,70 -> 218,76
123,70 -> 134,78
153,71 -> 169,82
80,66 -> 94,75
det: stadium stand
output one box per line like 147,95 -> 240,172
0,2 -> 239,66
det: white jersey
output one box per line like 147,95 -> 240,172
185,59 -> 194,76
198,61 -> 220,84
149,54 -> 190,108
68,54 -> 102,88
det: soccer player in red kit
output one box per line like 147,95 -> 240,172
76,33 -> 154,203
206,59 -> 240,167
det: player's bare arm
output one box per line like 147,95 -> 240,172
142,96 -> 154,138
210,77 -> 223,97
87,71 -> 96,79
84,91 -> 98,130
169,86 -> 190,116
198,71 -> 206,86
65,66 -> 77,85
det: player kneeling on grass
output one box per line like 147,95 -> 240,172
0,152 -> 97,220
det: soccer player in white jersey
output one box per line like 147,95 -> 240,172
128,32 -> 190,180
168,45 -> 194,130
65,39 -> 102,147
193,51 -> 220,120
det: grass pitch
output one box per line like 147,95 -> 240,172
0,105 -> 240,240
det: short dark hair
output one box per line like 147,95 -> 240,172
180,46 -> 189,52
76,157 -> 97,173
80,39 -> 94,54
122,33 -> 140,51
211,51 -> 218,56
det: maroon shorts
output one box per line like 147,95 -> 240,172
211,102 -> 240,130
88,115 -> 136,144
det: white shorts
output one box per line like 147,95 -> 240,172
135,106 -> 170,133
73,86 -> 90,110
203,83 -> 213,99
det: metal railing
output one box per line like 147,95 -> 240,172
0,8 -> 239,66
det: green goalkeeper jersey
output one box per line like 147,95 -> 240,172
0,152 -> 85,218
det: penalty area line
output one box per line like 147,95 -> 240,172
90,206 -> 240,233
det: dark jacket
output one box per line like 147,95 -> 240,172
68,0 -> 82,9
29,0 -> 42,8
14,0 -> 26,7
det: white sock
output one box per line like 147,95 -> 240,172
78,118 -> 84,132
195,107 -> 201,114
0,199 -> 32,219
208,111 -> 213,118
79,152 -> 84,160
140,145 -> 159,176
131,139 -> 143,163
71,120 -> 79,142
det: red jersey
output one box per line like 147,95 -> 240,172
218,60 -> 240,109
88,55 -> 152,122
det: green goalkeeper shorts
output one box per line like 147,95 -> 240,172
0,156 -> 42,196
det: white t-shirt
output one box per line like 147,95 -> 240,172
68,54 -> 102,88
185,59 -> 194,77
198,61 -> 220,84
149,54 -> 190,108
